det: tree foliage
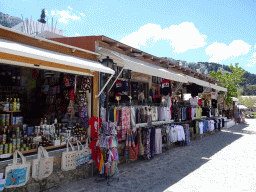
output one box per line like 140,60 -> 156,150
209,63 -> 246,107
38,9 -> 46,24
238,96 -> 256,108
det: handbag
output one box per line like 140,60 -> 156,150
61,141 -> 76,171
76,139 -> 93,168
32,146 -> 54,180
5,150 -> 31,188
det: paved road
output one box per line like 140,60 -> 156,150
51,119 -> 256,192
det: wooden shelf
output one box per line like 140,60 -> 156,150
7,139 -> 86,157
0,91 -> 18,93
4,111 -> 21,113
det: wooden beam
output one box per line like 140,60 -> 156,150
0,52 -> 94,75
0,28 -> 97,61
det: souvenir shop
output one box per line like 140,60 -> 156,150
0,25 -> 117,190
46,34 -> 227,183
96,51 -> 227,163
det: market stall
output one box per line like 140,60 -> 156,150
49,34 -> 228,182
97,49 -> 227,163
0,25 -> 116,191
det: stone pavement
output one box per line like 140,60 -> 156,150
49,119 -> 256,192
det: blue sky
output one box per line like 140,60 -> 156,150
2,0 -> 256,74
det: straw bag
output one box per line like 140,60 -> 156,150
61,141 -> 76,171
5,151 -> 31,188
32,146 -> 54,180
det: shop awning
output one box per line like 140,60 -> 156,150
210,84 -> 227,92
109,50 -> 188,83
232,97 -> 239,102
0,39 -> 115,76
186,76 -> 227,92
186,76 -> 211,88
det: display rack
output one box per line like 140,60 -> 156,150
95,124 -> 119,186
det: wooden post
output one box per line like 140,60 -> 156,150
92,71 -> 99,117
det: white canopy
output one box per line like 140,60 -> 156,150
210,83 -> 227,92
186,76 -> 211,88
109,50 -> 188,83
0,39 -> 115,76
186,76 -> 227,92
237,104 -> 248,110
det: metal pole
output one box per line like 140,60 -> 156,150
74,75 -> 77,94
95,73 -> 114,98
108,67 -> 124,93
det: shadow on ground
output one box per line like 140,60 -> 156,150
49,122 -> 249,192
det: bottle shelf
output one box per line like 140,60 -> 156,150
0,139 -> 87,158
4,111 -> 21,113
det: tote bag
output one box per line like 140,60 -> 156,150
32,146 -> 54,180
76,139 -> 93,168
61,141 -> 76,171
5,151 -> 31,188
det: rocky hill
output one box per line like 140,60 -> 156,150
0,12 -> 22,28
163,58 -> 256,95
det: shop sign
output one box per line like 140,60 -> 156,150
131,72 -> 151,82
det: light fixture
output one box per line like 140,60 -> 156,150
101,56 -> 114,68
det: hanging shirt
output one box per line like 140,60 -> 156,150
190,97 -> 198,106
212,99 -> 217,108
100,107 -> 106,122
131,107 -> 136,131
198,99 -> 202,106
160,79 -> 172,96
211,92 -> 217,100
196,107 -> 202,119
123,81 -> 130,92
89,117 -> 102,139
131,82 -> 138,100
89,139 -> 98,161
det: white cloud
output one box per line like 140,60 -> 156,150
75,33 -> 80,36
80,12 -> 85,17
68,6 -> 73,10
55,10 -> 81,24
45,10 -> 48,15
205,40 -> 251,63
120,22 -> 207,54
50,11 -> 55,15
246,52 -> 256,67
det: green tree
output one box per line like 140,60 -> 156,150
209,63 -> 246,107
238,96 -> 256,108
38,9 -> 46,24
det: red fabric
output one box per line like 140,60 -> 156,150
111,149 -> 115,161
89,117 -> 102,139
89,139 -> 98,161
109,137 -> 112,147
69,88 -> 75,100
198,99 -> 202,106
